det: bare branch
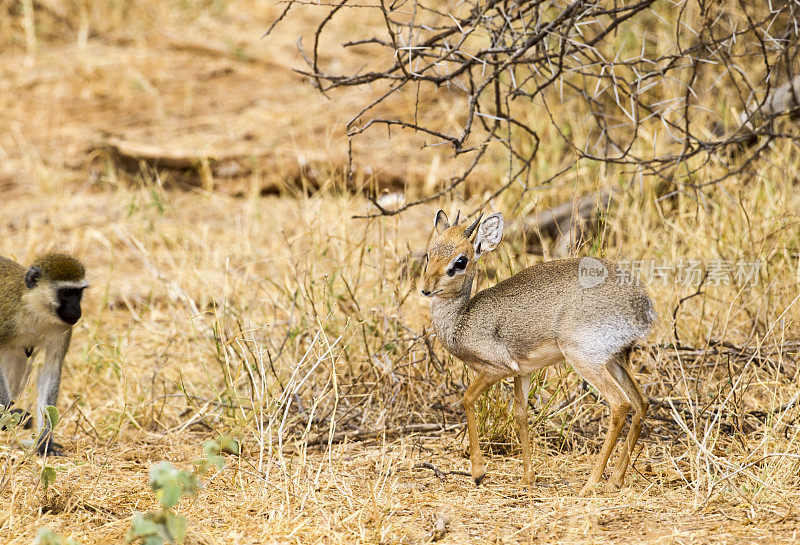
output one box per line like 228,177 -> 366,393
272,0 -> 800,212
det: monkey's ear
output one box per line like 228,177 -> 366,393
25,266 -> 41,289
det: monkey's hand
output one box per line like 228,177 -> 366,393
35,430 -> 63,457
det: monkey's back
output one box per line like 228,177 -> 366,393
0,256 -> 25,345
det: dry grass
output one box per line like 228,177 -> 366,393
1,2 -> 800,544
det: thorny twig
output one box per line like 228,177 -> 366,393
271,0 -> 800,215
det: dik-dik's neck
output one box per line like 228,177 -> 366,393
429,275 -> 473,354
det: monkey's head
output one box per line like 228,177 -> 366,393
24,253 -> 87,326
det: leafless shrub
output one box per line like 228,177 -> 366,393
273,0 -> 800,214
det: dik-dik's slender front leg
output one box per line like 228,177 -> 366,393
463,372 -> 499,485
513,374 -> 534,485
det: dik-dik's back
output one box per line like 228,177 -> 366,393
458,258 -> 656,366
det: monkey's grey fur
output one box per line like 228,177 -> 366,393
0,253 -> 86,455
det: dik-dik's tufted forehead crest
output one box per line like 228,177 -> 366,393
32,253 -> 86,283
430,224 -> 476,255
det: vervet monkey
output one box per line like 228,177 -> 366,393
0,253 -> 87,455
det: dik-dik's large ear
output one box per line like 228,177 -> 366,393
434,210 -> 450,234
474,212 -> 503,259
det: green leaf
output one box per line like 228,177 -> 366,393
165,513 -> 187,544
218,436 -> 240,455
208,454 -> 224,469
44,406 -> 60,430
127,514 -> 170,544
41,466 -> 57,491
36,527 -> 81,545
127,514 -> 160,539
201,436 -> 239,470
129,461 -> 200,544
202,439 -> 220,458
157,483 -> 182,511
148,462 -> 199,510
0,410 -> 20,429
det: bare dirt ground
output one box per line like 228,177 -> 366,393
1,2 -> 800,544
0,0 -> 484,198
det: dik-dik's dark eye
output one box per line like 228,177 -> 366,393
447,255 -> 468,276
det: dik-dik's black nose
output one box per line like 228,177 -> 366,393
421,289 -> 432,296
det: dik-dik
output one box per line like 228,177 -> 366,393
420,210 -> 656,495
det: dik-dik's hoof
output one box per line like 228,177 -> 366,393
471,457 -> 486,486
604,480 -> 622,493
522,471 -> 535,487
578,482 -> 599,497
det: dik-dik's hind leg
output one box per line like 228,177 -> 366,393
565,352 -> 631,496
463,373 -> 500,485
513,374 -> 534,485
607,354 -> 649,491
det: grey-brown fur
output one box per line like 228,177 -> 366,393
442,258 -> 655,375
421,210 -> 655,494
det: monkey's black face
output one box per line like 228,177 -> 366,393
56,287 -> 84,325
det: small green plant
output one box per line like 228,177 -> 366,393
127,437 -> 238,545
40,465 -> 57,491
196,435 -> 240,474
36,527 -> 81,545
44,405 -> 59,429
127,462 -> 199,545
0,408 -> 22,429
40,406 -> 60,491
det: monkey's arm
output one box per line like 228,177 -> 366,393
0,348 -> 32,401
35,330 -> 69,456
0,349 -> 16,409
0,349 -> 33,429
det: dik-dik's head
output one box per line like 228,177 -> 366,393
421,210 -> 504,299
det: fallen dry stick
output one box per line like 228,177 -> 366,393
507,189 -> 613,256
308,422 -> 461,446
99,137 -> 419,193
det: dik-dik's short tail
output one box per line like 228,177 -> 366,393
631,292 -> 657,339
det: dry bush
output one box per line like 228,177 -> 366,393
273,0 -> 800,213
